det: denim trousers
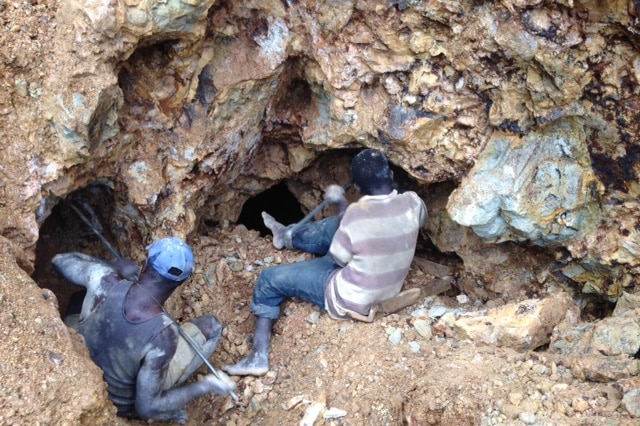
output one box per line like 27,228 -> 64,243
251,216 -> 341,320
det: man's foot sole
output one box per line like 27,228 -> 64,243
222,364 -> 269,377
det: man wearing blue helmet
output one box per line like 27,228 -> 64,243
53,237 -> 235,424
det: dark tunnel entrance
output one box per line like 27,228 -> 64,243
236,181 -> 306,236
32,184 -> 120,319
231,153 -> 462,275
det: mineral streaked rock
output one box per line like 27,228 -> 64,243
551,291 -> 640,359
447,117 -> 604,246
0,239 -> 115,425
558,188 -> 640,298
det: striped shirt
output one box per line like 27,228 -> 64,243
324,190 -> 427,320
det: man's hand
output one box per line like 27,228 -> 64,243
324,184 -> 346,205
201,371 -> 237,396
114,258 -> 140,282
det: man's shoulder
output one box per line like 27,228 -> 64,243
397,190 -> 426,208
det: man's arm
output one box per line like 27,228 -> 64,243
328,225 -> 353,267
52,252 -> 116,290
135,328 -> 235,423
109,258 -> 140,282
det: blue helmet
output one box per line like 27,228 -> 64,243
146,237 -> 194,282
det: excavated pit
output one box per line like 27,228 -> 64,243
30,154 -> 460,322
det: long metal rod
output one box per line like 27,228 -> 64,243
293,199 -> 331,228
68,200 -> 237,401
68,202 -> 122,261
290,180 -> 352,233
152,296 -> 238,402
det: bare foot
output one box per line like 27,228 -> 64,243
223,350 -> 269,377
261,212 -> 290,250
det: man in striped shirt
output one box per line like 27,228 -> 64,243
223,149 -> 427,377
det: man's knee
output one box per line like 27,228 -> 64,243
253,270 -> 282,306
255,265 -> 285,290
189,314 -> 223,341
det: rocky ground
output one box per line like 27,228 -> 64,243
156,224 -> 639,426
34,219 -> 640,426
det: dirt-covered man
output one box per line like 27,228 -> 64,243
53,237 -> 235,423
224,149 -> 428,377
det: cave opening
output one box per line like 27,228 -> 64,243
32,184 -> 119,319
231,151 -> 461,279
236,181 -> 305,236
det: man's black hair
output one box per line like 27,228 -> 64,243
350,149 -> 393,194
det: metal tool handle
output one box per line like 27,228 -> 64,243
68,202 -> 122,262
290,180 -> 352,233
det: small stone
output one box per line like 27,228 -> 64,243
518,412 -> 537,424
428,305 -> 447,318
622,388 -> 640,417
306,311 -> 320,324
388,328 -> 402,345
552,383 -> 568,392
323,407 -> 347,419
532,364 -> 547,375
500,403 -> 519,419
572,396 -> 590,413
228,261 -> 244,272
411,308 -> 427,317
412,319 -> 433,339
508,392 -> 523,406
126,8 -> 148,26
14,80 -> 28,96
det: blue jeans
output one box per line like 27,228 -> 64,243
251,216 -> 341,320
290,215 -> 341,254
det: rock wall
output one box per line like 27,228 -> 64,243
0,0 -> 638,287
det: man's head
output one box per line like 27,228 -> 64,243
350,149 -> 393,195
146,237 -> 194,282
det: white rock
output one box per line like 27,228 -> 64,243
323,407 -> 347,419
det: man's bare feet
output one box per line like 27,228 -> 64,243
261,212 -> 292,250
223,350 -> 269,377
